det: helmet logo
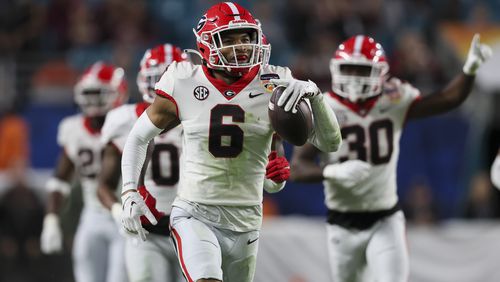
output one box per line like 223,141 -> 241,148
195,15 -> 207,32
194,86 -> 210,100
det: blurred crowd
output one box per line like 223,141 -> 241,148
1,0 -> 500,281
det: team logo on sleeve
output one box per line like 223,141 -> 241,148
194,86 -> 209,100
260,73 -> 280,93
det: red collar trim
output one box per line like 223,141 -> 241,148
202,65 -> 260,100
135,102 -> 150,117
83,117 -> 102,135
328,91 -> 380,117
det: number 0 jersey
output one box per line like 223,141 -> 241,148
57,114 -> 106,211
321,78 -> 420,212
155,62 -> 292,206
101,103 -> 182,214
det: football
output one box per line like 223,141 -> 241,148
268,86 -> 313,146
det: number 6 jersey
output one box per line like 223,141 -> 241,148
155,61 -> 292,206
101,103 -> 182,214
321,78 -> 420,212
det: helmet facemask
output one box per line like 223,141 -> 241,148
137,67 -> 164,103
194,23 -> 263,74
331,60 -> 389,102
74,87 -> 120,117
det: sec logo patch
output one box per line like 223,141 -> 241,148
194,86 -> 209,100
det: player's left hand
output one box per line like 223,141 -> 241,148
121,190 -> 158,241
271,78 -> 320,113
266,151 -> 290,183
463,33 -> 492,75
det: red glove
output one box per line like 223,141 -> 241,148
265,151 -> 290,183
137,186 -> 165,225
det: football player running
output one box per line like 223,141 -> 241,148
97,43 -> 188,282
119,2 -> 342,282
40,62 -> 129,282
290,34 -> 492,282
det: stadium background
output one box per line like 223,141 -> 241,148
1,0 -> 500,281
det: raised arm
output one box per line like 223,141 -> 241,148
407,34 -> 492,120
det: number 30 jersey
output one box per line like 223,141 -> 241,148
155,61 -> 292,206
101,103 -> 182,214
321,78 -> 420,212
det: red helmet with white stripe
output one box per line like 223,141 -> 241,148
193,2 -> 263,74
74,62 -> 128,117
137,43 -> 189,103
330,35 -> 389,102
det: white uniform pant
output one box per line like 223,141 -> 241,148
73,208 -> 128,282
125,233 -> 183,282
326,211 -> 408,282
169,206 -> 259,282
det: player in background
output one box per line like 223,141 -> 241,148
119,2 -> 341,282
97,43 -> 188,282
290,34 -> 492,282
40,62 -> 129,282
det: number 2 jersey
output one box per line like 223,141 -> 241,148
101,103 -> 182,214
155,62 -> 292,207
321,78 -> 420,212
57,115 -> 106,211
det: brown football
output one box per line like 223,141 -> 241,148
268,85 -> 313,146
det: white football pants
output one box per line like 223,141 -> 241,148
73,207 -> 128,282
326,211 -> 408,282
169,206 -> 259,282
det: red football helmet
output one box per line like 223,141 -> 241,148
330,35 -> 389,102
193,2 -> 263,74
137,43 -> 189,103
74,62 -> 128,117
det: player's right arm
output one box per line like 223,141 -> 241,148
406,34 -> 491,120
120,96 -> 179,240
97,143 -> 122,223
290,143 -> 323,182
41,150 -> 75,254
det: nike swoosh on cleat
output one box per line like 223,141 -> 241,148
249,92 -> 265,98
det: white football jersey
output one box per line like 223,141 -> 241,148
57,114 -> 106,211
321,78 -> 420,211
155,61 -> 293,206
101,103 -> 182,214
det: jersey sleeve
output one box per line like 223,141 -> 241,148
393,77 -> 421,109
101,106 -> 134,151
155,61 -> 177,99
56,117 -> 73,148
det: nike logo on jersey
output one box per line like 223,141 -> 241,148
247,237 -> 259,245
130,201 -> 137,207
249,92 -> 265,98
